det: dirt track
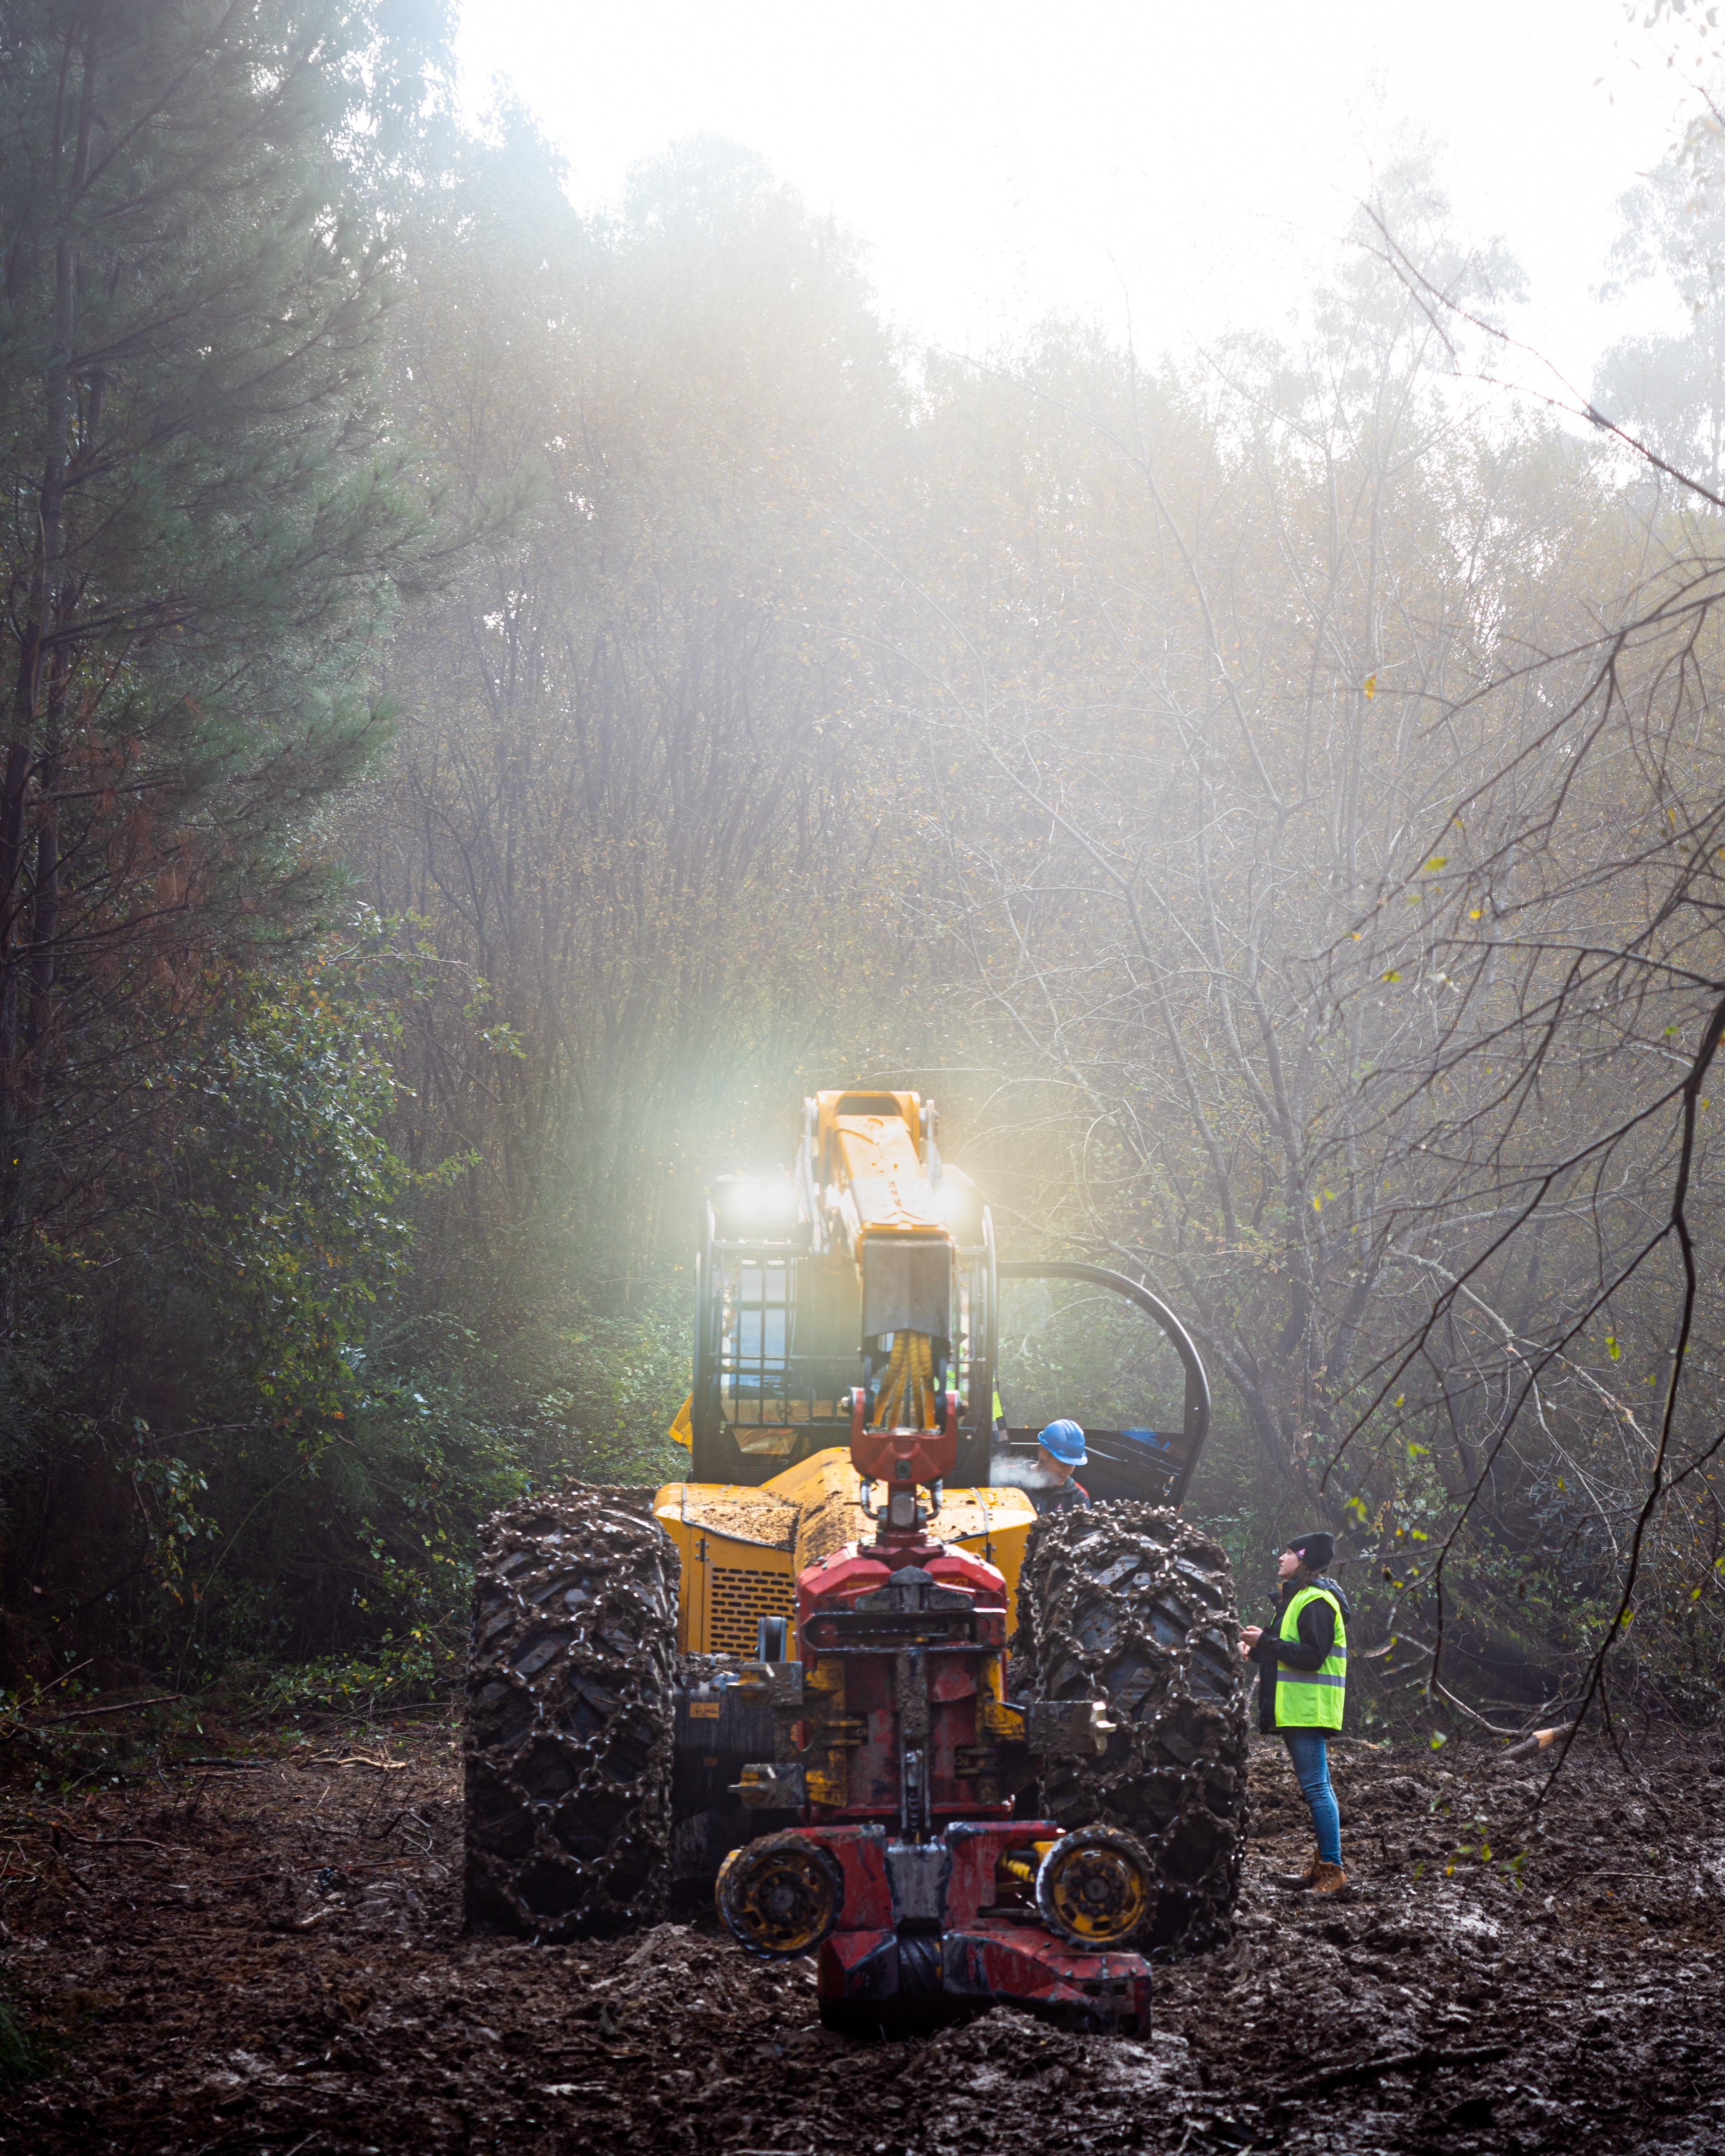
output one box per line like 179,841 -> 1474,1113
0,1721 -> 1721,2154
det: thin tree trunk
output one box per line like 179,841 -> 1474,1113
0,28 -> 96,1330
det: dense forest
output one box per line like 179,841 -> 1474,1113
4,0 -> 1725,1744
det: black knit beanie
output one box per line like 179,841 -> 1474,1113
1285,1531 -> 1335,1570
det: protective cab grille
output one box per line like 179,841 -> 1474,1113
709,1565 -> 795,1655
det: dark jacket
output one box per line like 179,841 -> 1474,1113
1029,1477 -> 1090,1517
1247,1574 -> 1352,1734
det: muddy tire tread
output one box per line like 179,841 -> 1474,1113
1022,1502 -> 1249,1956
463,1485 -> 678,1940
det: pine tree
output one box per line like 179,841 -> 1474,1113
0,0 -> 465,1313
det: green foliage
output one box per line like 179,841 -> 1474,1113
161,947 -> 416,1433
261,1629 -> 458,1716
489,1288 -> 696,1488
0,934 -> 497,1673
0,902 -> 697,1688
126,1453 -> 218,1597
0,1985 -> 57,2088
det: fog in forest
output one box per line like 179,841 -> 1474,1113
5,0 -> 1725,1762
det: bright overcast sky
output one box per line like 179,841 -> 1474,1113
453,0 -> 1716,386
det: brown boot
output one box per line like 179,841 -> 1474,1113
1270,1849 -> 1321,1891
1310,1861 -> 1350,1898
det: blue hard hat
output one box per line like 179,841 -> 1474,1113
1037,1419 -> 1087,1465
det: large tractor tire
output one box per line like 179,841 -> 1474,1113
1020,1503 -> 1249,1956
464,1486 -> 678,1940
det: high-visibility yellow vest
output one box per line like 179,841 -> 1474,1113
1274,1584 -> 1347,1731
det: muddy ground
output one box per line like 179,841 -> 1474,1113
0,1719 -> 1720,2154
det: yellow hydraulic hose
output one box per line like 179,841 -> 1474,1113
871,1329 -> 937,1430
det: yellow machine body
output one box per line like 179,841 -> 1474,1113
654,1454 -> 1037,1656
667,1086 -> 1027,1652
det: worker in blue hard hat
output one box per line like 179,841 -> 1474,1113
1028,1419 -> 1091,1515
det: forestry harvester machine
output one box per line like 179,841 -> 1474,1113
464,1090 -> 1249,2034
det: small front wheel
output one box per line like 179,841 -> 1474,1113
1035,1823 -> 1156,1948
716,1832 -> 845,1958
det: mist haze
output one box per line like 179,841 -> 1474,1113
456,0 -> 1704,375
4,7 -> 1725,2134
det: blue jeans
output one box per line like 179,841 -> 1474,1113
1282,1729 -> 1341,1863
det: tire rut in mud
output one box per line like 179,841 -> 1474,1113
464,1485 -> 679,1940
1020,1503 -> 1249,1955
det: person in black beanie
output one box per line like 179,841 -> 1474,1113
1240,1531 -> 1352,1896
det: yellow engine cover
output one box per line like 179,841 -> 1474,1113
654,1449 -> 1037,1656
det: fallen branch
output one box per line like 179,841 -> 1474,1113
210,1855 -> 422,1888
46,1830 -> 180,1853
1497,1723 -> 1577,1766
0,1697 -> 183,1745
269,1906 -> 336,1932
1436,1684 -> 1583,1744
1271,2041 -> 1512,2103
1434,1682 -> 1529,1738
32,1693 -> 183,1729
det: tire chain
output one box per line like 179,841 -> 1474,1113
1019,1502 -> 1250,1956
463,1485 -> 679,1940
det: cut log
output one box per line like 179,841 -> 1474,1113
1496,1721 -> 1576,1765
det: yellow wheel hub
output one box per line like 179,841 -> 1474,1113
716,1832 -> 846,1958
1035,1826 -> 1155,1948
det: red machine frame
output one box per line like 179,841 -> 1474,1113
722,1400 -> 1153,2034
